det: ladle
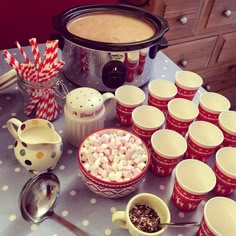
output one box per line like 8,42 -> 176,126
19,172 -> 89,236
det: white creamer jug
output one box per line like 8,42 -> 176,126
64,87 -> 116,147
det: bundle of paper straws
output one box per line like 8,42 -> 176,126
2,38 -> 65,120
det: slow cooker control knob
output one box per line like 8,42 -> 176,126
102,60 -> 126,89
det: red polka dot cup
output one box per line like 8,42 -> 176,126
150,129 -> 187,177
166,98 -> 199,136
197,92 -> 231,125
197,197 -> 236,236
115,85 -> 145,127
148,79 -> 177,114
132,105 -> 165,148
175,71 -> 203,101
184,121 -> 224,162
6,118 -> 63,174
218,111 -> 236,147
171,159 -> 216,211
212,147 -> 236,196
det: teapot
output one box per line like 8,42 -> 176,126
64,87 -> 116,147
7,118 -> 63,174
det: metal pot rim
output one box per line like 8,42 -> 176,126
53,4 -> 169,52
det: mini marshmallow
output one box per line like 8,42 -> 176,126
108,155 -> 114,162
113,155 -> 120,164
87,154 -> 96,165
109,171 -> 122,182
104,149 -> 111,156
137,162 -> 146,170
101,133 -> 110,144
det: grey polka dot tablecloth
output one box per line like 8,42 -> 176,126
0,45 -> 235,236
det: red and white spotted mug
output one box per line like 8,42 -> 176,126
171,159 -> 216,211
197,197 -> 236,236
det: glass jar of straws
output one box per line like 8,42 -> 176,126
17,74 -> 68,121
3,38 -> 68,121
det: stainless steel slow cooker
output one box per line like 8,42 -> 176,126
53,4 -> 169,91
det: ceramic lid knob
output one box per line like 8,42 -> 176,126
65,87 -> 104,119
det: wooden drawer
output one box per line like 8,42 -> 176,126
136,0 -> 203,41
197,0 -> 236,34
162,36 -> 217,71
199,65 -> 236,109
211,32 -> 236,65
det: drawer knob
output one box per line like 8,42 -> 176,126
204,84 -> 211,91
180,59 -> 188,67
179,16 -> 188,25
223,10 -> 232,18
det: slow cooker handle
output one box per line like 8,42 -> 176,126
149,37 -> 168,59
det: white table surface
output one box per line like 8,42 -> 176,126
0,44 -> 234,236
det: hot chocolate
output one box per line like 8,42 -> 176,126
67,12 -> 155,43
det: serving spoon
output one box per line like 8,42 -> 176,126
160,221 -> 200,227
19,172 -> 89,236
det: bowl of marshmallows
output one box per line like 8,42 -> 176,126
78,128 -> 150,198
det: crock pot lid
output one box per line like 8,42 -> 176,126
54,4 -> 169,51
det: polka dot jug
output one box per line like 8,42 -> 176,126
64,87 -> 116,147
7,118 -> 63,174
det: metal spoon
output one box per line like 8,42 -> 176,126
160,221 -> 200,227
19,172 -> 89,236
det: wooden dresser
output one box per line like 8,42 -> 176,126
125,0 -> 236,109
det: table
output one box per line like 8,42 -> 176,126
0,45 -> 234,236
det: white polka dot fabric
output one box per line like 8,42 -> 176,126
0,45 -> 231,236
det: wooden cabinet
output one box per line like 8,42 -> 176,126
161,37 -> 217,71
197,0 -> 236,34
124,0 -> 236,109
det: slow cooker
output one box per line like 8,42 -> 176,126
53,4 -> 169,91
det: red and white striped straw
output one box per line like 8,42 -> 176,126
39,60 -> 65,82
36,90 -> 48,119
24,93 -> 40,115
29,38 -> 42,71
15,41 -> 31,64
3,50 -> 21,74
42,40 -> 59,71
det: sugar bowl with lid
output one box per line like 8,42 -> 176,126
64,87 -> 116,147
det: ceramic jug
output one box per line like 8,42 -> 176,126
64,87 -> 116,147
7,118 -> 63,174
